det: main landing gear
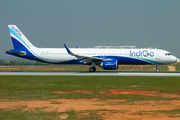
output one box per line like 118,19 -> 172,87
89,67 -> 96,72
156,65 -> 159,72
89,62 -> 96,72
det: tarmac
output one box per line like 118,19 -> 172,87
0,71 -> 180,76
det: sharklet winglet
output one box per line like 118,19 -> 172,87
64,44 -> 72,54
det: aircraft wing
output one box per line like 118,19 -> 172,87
64,44 -> 111,63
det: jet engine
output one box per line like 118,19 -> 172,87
100,60 -> 118,70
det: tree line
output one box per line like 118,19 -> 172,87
0,59 -> 58,66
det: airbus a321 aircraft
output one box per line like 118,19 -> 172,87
6,25 -> 177,72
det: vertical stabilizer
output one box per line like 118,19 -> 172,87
8,25 -> 36,49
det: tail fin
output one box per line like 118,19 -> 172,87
8,25 -> 36,49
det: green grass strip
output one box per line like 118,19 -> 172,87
0,76 -> 179,100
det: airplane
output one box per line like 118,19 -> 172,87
6,25 -> 177,72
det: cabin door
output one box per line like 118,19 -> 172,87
156,50 -> 161,60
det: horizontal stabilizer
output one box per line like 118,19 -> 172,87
6,49 -> 26,56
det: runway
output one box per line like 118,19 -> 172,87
0,71 -> 180,76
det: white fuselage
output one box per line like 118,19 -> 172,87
31,47 -> 177,65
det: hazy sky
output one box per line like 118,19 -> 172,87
1,0 -> 180,59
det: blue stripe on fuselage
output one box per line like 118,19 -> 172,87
34,55 -> 162,65
93,56 -> 163,65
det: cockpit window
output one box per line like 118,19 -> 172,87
165,53 -> 172,56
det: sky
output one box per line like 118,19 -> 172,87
1,0 -> 180,60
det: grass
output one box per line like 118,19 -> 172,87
153,109 -> 180,117
0,76 -> 180,119
175,65 -> 180,71
2,108 -> 179,120
0,108 -> 102,120
0,109 -> 61,120
132,109 -> 180,118
0,76 -> 180,100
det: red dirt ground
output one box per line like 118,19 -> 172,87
53,90 -> 180,119
98,89 -> 180,98
53,89 -> 180,98
0,90 -> 180,119
168,66 -> 176,71
0,99 -> 180,120
0,68 -> 19,70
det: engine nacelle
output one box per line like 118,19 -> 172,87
100,60 -> 118,70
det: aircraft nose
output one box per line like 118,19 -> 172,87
169,56 -> 178,63
172,56 -> 178,63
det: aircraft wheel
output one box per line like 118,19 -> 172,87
89,67 -> 96,72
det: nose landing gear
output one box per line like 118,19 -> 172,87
156,65 -> 159,72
